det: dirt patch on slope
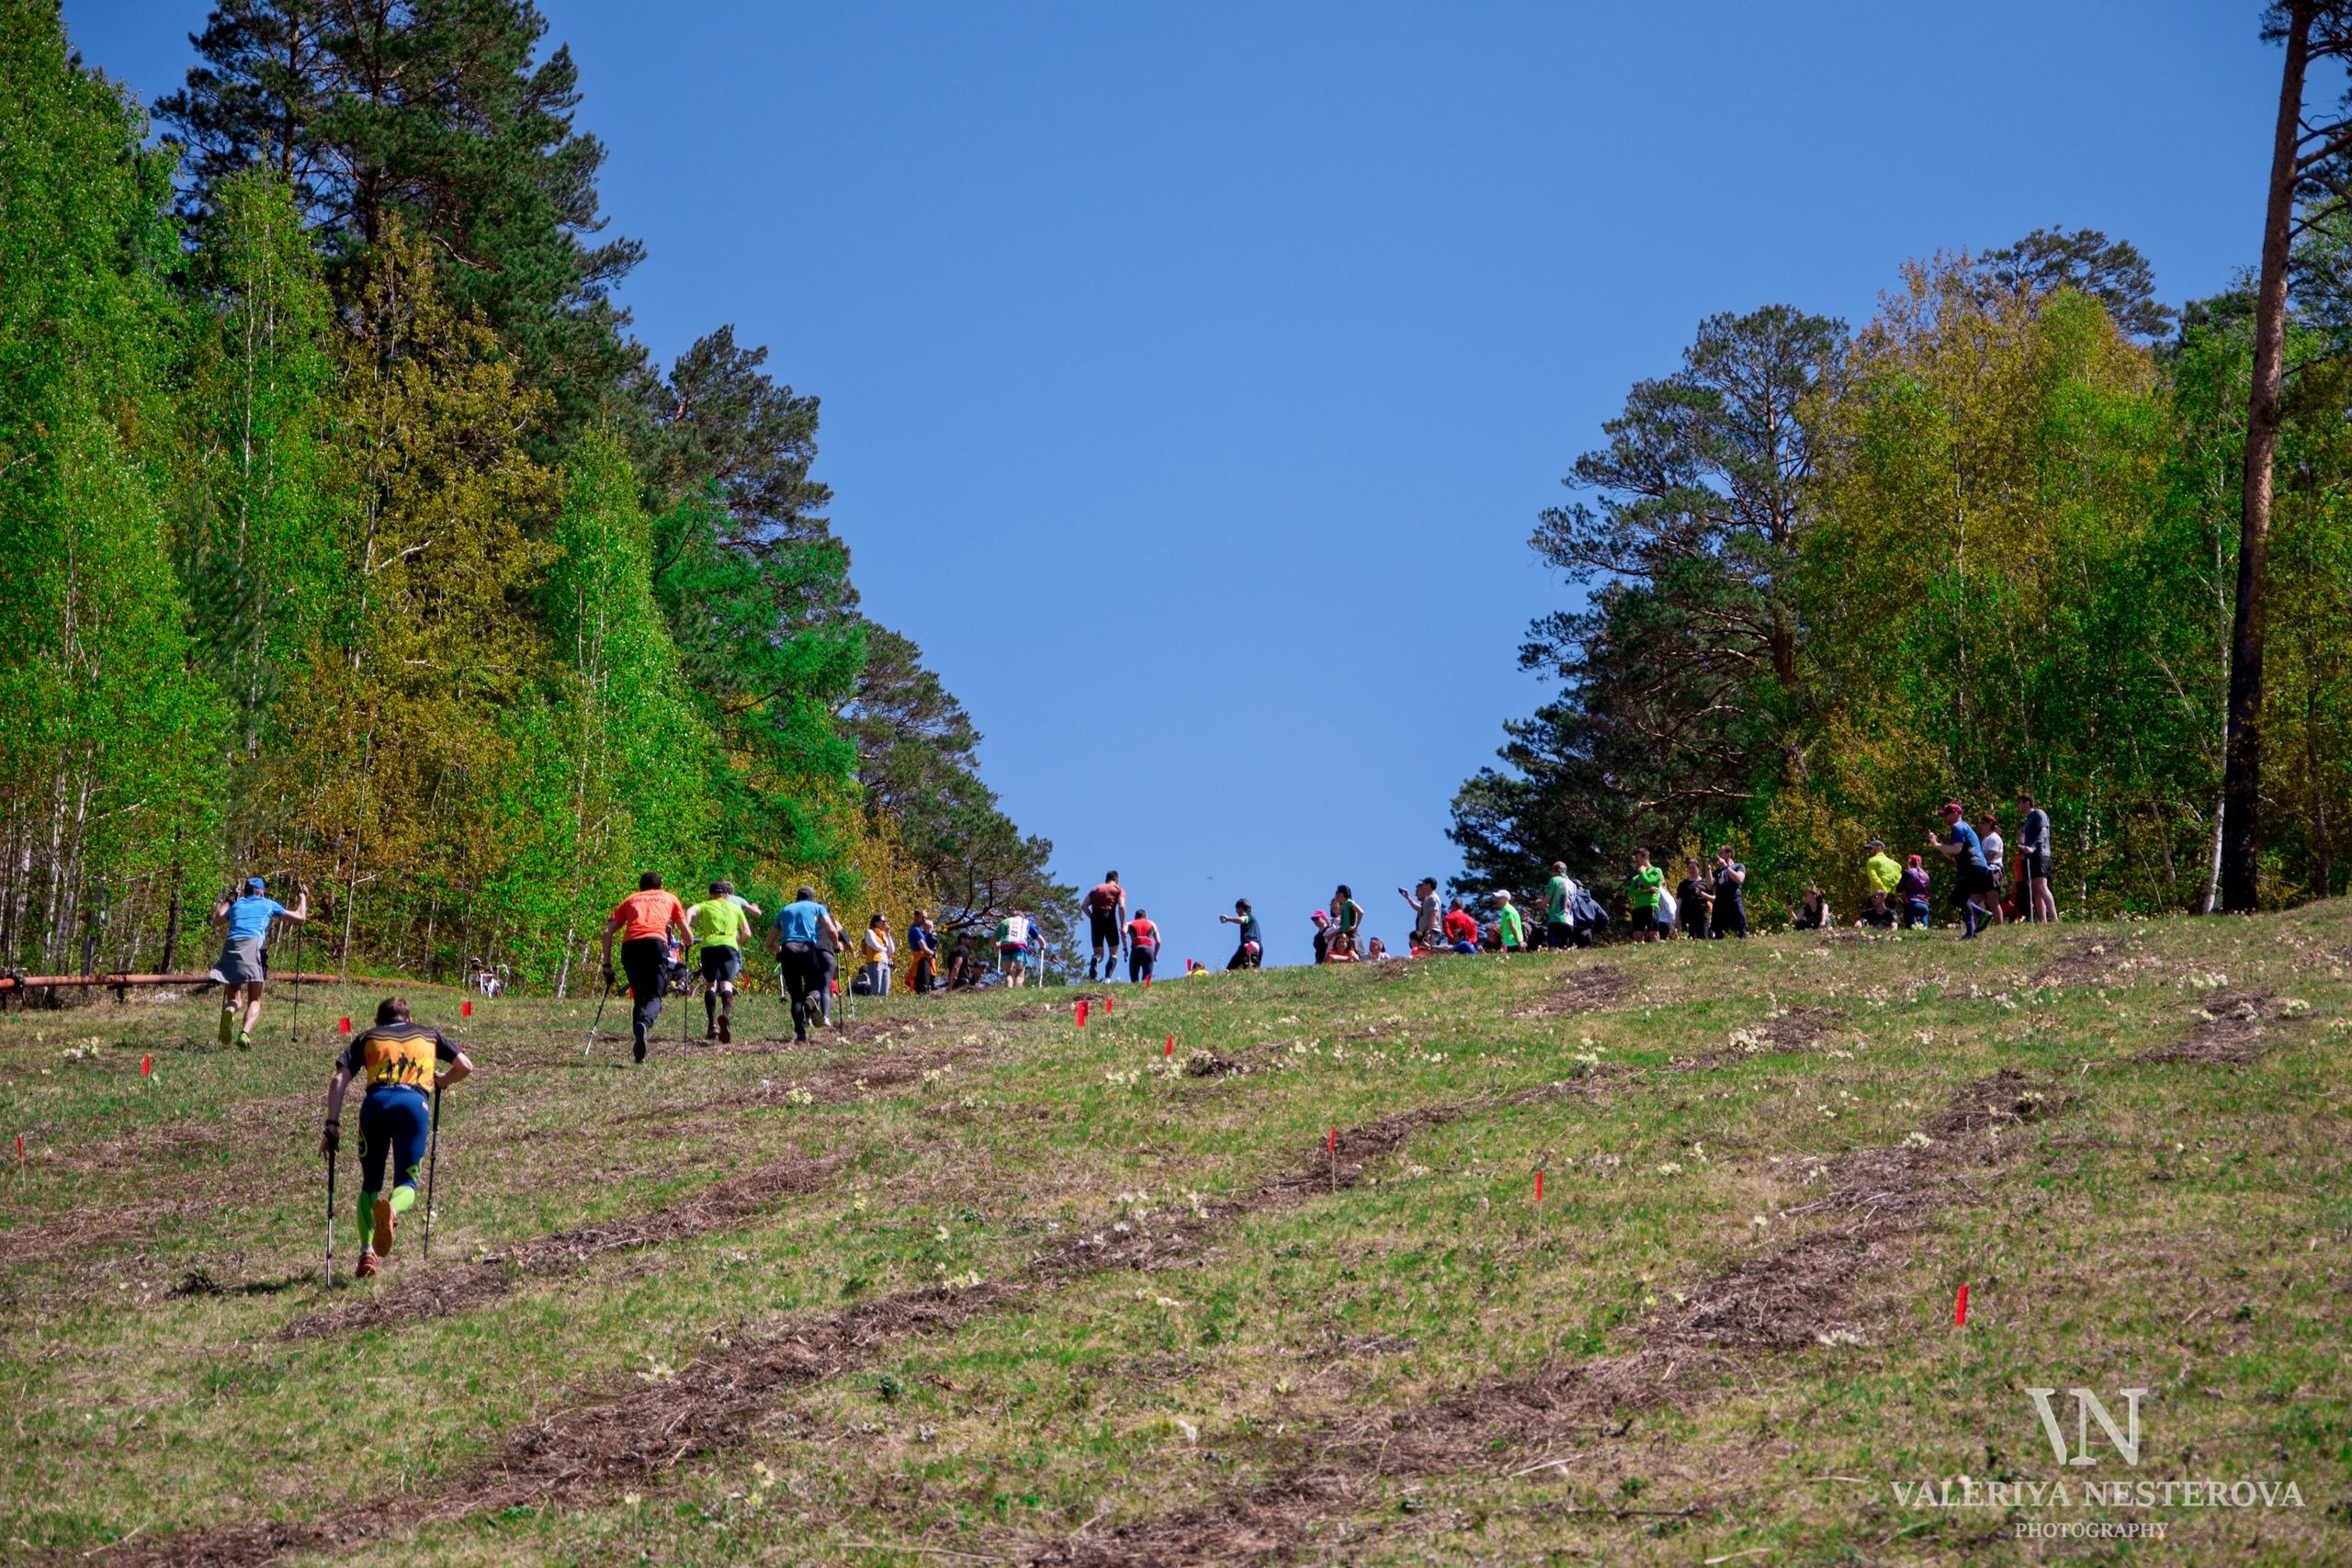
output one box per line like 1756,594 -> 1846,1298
277,1153 -> 842,1339
2132,990 -> 2276,1066
1673,1005 -> 1842,1070
106,1097 -> 1479,1565
1513,964 -> 1634,1019
2029,937 -> 2154,990
1033,1070 -> 2058,1566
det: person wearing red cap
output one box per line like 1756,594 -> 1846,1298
1926,801 -> 1996,938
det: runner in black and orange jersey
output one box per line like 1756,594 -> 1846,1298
1125,908 -> 1161,983
1082,873 -> 1126,981
319,997 -> 474,1279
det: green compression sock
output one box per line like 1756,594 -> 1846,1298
356,1190 -> 377,1236
390,1183 -> 417,1215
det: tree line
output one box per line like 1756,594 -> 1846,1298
0,0 -> 1069,987
1453,191 -> 2352,920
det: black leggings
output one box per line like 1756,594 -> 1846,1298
621,937 -> 667,1050
1131,946 -> 1157,982
779,943 -> 830,1035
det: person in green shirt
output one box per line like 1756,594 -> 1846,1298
1494,890 -> 1527,953
1624,849 -> 1664,943
1543,862 -> 1575,950
686,879 -> 761,1043
1863,839 -> 1903,901
1328,885 -> 1365,960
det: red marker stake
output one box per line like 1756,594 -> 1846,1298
1329,1126 -> 1338,1154
15,1134 -> 21,1164
1143,976 -> 1151,991
338,1017 -> 351,1034
1534,1169 -> 1544,1201
461,998 -> 472,1018
1076,999 -> 1089,1027
1954,1283 -> 1969,1325
141,1055 -> 152,1076
1164,1034 -> 1174,1059
1104,997 -> 1114,1016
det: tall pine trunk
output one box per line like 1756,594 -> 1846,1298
2222,0 -> 2314,912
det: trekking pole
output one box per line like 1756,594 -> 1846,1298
582,971 -> 614,1058
287,896 -> 306,1043
323,1136 -> 337,1287
423,1083 -> 441,1259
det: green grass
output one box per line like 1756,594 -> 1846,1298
3,909 -> 2348,1563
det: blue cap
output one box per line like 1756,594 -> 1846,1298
245,876 -> 266,894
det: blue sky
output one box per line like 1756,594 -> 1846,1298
66,1 -> 2282,966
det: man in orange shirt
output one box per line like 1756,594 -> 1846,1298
601,872 -> 694,1064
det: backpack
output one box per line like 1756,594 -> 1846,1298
999,914 -> 1031,946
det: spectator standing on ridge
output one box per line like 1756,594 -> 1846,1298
1543,862 -> 1577,950
1977,811 -> 2007,924
1310,908 -> 1333,964
2016,792 -> 2057,923
1711,848 -> 1749,939
860,913 -> 895,997
1677,857 -> 1713,941
1624,850 -> 1663,943
1493,890 -> 1528,953
1328,886 -> 1365,960
1083,873 -> 1126,981
1397,877 -> 1442,954
906,910 -> 938,996
1218,899 -> 1262,971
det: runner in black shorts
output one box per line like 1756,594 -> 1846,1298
1082,872 -> 1126,980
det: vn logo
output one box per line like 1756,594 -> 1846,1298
2025,1387 -> 2151,1467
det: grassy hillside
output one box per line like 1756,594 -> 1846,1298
3,908 -> 2347,1564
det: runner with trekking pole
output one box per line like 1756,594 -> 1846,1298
319,997 -> 473,1280
582,964 -> 615,1057
598,873 -> 694,1065
208,877 -> 309,1049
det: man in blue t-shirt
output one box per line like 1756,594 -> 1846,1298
1927,801 -> 1996,939
770,886 -> 844,1042
906,909 -> 939,996
208,876 -> 310,1049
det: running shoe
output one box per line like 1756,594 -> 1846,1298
236,1031 -> 253,1051
355,1249 -> 378,1280
218,1010 -> 233,1047
372,1196 -> 396,1256
718,1014 -> 732,1044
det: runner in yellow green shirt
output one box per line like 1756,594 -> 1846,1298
686,879 -> 761,1043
